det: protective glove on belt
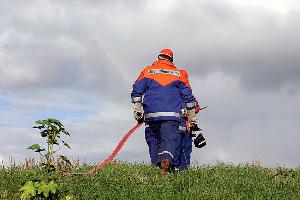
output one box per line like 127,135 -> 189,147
190,123 -> 206,148
187,108 -> 206,148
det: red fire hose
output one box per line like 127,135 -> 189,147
62,122 -> 143,176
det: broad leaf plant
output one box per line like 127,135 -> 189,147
20,118 -> 71,200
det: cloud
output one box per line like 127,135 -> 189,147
165,0 -> 300,92
190,72 -> 300,167
2,0 -> 300,92
0,0 -> 299,167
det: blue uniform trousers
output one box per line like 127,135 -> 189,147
145,126 -> 158,165
145,121 -> 192,169
174,130 -> 193,170
146,121 -> 179,167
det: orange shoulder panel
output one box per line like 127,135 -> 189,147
135,68 -> 148,82
179,69 -> 191,88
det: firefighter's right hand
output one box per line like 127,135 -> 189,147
190,123 -> 206,148
187,108 -> 198,124
133,102 -> 144,122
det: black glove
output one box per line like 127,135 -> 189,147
190,123 -> 206,148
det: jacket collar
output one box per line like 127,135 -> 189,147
152,59 -> 176,68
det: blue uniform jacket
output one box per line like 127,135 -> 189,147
131,60 -> 196,122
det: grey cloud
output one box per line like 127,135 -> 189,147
0,1 -> 140,105
0,0 -> 300,168
190,73 -> 300,167
169,1 -> 300,92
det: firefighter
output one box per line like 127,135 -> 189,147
145,100 -> 205,171
131,49 -> 200,174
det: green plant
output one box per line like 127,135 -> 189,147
20,118 -> 71,200
20,180 -> 57,200
1,163 -> 300,199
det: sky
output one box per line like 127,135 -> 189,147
0,0 -> 299,168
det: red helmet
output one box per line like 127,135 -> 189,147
158,48 -> 173,62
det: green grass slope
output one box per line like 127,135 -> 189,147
1,163 -> 300,199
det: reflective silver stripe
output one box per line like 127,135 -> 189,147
145,112 -> 180,118
145,123 -> 149,128
132,97 -> 142,103
186,102 -> 196,109
158,151 -> 174,158
178,126 -> 186,131
148,69 -> 180,77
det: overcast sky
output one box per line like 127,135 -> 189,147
0,0 -> 299,168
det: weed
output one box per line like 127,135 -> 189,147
19,118 -> 72,200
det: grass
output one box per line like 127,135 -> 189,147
1,162 -> 300,199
